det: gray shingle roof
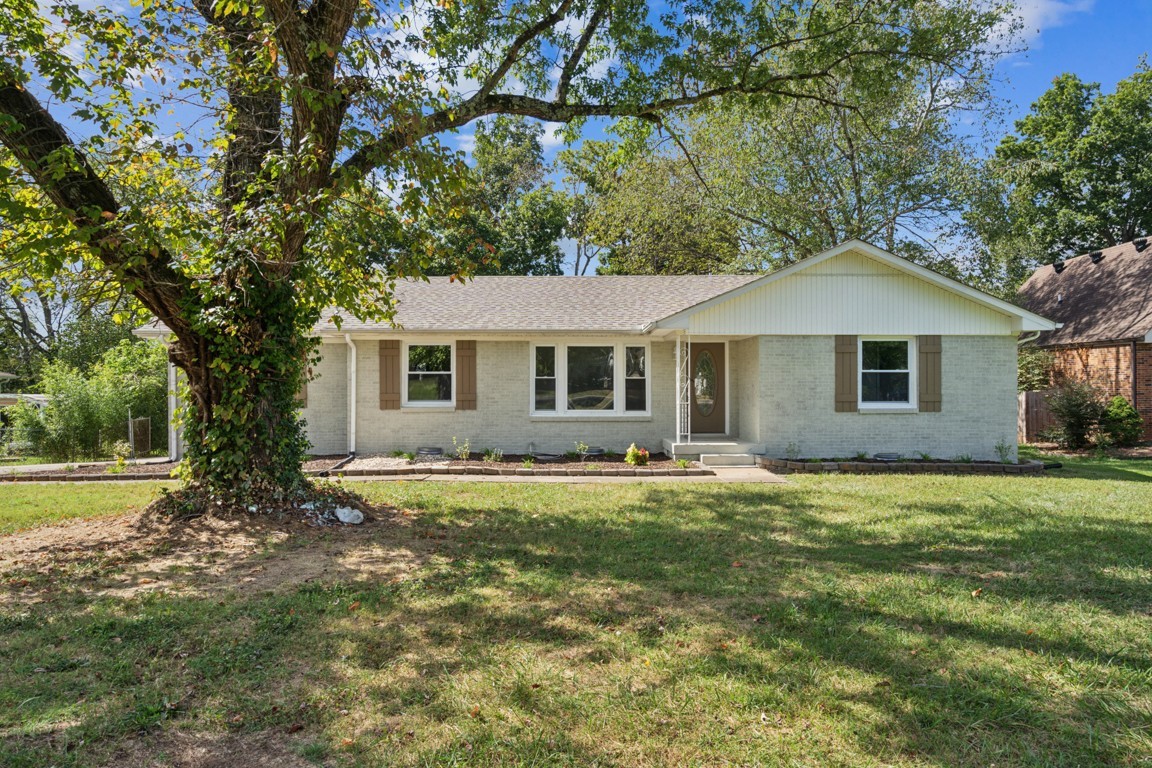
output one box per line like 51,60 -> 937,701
319,275 -> 762,333
135,274 -> 762,336
1016,239 -> 1152,347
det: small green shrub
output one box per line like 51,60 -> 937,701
994,438 -> 1013,464
574,441 -> 589,456
452,436 -> 471,461
1046,380 -> 1105,449
624,443 -> 649,466
483,447 -> 503,463
675,458 -> 691,469
521,456 -> 535,469
785,442 -> 801,461
916,451 -> 933,461
1100,396 -> 1144,447
954,453 -> 973,463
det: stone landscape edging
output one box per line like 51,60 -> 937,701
336,465 -> 713,478
1,465 -> 716,482
757,456 -> 1046,475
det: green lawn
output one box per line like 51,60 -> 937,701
2,457 -> 1151,766
0,482 -> 173,534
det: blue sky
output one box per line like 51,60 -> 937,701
994,0 -> 1152,131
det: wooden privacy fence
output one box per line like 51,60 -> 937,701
1018,390 -> 1056,443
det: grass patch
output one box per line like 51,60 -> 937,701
1,455 -> 1151,765
0,482 -> 173,534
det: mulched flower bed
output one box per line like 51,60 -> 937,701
338,452 -> 712,477
759,456 -> 1046,475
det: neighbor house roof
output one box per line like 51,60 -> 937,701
137,274 -> 762,336
1016,238 -> 1152,347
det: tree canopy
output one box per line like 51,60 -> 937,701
585,60 -> 992,275
973,66 -> 1152,278
0,0 -> 1011,509
434,116 -> 570,276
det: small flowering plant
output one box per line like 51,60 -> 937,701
624,443 -> 649,466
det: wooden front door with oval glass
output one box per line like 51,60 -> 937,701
690,343 -> 725,434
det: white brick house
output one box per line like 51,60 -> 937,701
140,241 -> 1057,462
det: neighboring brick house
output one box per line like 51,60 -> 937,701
140,240 -> 1056,463
1016,238 -> 1152,438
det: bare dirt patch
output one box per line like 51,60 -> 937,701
101,729 -> 332,768
0,503 -> 433,605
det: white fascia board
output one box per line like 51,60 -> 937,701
653,239 -> 1060,332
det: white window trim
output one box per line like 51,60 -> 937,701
530,340 -> 652,418
401,340 -> 456,408
858,336 -> 917,411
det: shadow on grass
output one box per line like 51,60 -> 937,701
3,480 -> 1151,766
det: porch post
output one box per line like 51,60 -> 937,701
674,334 -> 682,443
686,335 -> 692,444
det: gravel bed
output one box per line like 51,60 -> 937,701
343,455 -> 449,471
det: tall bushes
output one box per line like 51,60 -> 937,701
1045,382 -> 1145,449
11,341 -> 168,461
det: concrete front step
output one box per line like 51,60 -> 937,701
699,453 -> 757,467
662,437 -> 759,459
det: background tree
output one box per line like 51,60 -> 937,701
974,66 -> 1152,280
441,116 -> 570,276
590,61 -> 990,275
0,0 -> 1010,510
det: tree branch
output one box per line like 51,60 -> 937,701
0,81 -> 190,337
556,3 -> 609,104
475,0 -> 576,102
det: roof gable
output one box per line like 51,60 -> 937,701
656,240 -> 1057,335
1016,239 -> 1152,346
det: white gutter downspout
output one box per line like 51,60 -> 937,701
1017,331 -> 1041,346
345,334 -> 357,455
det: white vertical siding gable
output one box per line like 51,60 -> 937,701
684,250 -> 1018,336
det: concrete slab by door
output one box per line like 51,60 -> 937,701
690,343 -> 726,434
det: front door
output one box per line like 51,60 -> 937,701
690,343 -> 725,434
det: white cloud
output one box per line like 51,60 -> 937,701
1012,0 -> 1095,42
538,121 -> 567,150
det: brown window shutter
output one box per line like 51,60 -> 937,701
834,335 -> 858,412
918,335 -> 942,412
296,379 -> 308,407
456,340 -> 477,410
379,340 -> 401,410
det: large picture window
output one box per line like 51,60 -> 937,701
859,338 -> 913,407
405,343 -> 453,405
532,342 -> 648,416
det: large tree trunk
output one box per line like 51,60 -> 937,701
167,271 -> 315,501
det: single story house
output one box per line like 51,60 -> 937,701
1016,237 -> 1152,438
139,241 -> 1056,464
